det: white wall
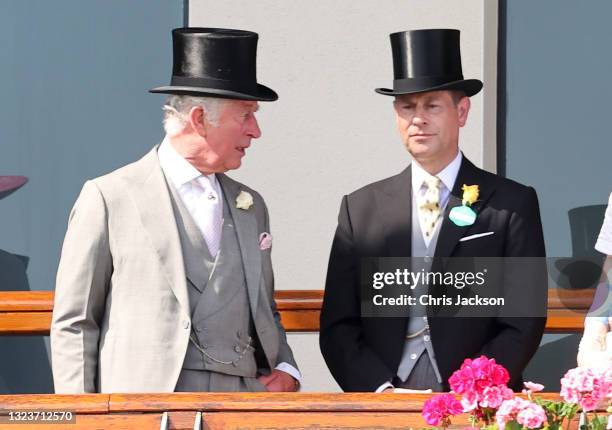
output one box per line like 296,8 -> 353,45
190,0 -> 497,391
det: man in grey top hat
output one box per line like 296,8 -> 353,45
51,27 -> 300,393
320,29 -> 546,392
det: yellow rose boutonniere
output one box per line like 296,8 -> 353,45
461,184 -> 479,206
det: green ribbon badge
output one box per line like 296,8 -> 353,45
449,184 -> 479,227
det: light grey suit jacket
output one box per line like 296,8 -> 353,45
51,146 -> 297,393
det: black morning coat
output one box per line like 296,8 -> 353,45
320,156 -> 547,392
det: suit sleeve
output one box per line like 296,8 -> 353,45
50,181 -> 112,393
320,196 -> 396,392
261,201 -> 299,371
478,186 -> 547,389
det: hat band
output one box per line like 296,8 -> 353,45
393,75 -> 464,92
170,76 -> 258,94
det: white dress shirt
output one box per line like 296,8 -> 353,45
157,137 -> 302,386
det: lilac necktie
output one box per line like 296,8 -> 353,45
193,175 -> 223,256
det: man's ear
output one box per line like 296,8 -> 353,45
188,106 -> 207,137
457,96 -> 471,127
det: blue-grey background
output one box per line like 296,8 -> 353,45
504,0 -> 612,389
0,0 -> 183,393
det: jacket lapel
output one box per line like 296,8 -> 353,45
126,146 -> 190,316
434,156 -> 495,258
376,167 -> 413,257
217,174 -> 261,318
375,167 -> 412,342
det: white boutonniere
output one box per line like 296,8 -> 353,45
236,190 -> 253,210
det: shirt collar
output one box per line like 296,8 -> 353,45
411,151 -> 462,194
158,136 -> 217,188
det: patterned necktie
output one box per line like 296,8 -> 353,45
419,176 -> 442,240
193,176 -> 223,256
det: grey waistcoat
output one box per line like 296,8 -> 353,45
396,194 -> 443,383
168,182 -> 257,378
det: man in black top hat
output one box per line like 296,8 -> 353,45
51,28 -> 300,393
320,29 -> 546,392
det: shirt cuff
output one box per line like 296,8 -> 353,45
275,362 -> 302,386
375,381 -> 395,393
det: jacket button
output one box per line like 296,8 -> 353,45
182,320 -> 190,329
234,345 -> 241,353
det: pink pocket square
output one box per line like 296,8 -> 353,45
259,232 -> 272,250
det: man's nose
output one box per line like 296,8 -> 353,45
247,116 -> 262,138
411,107 -> 428,126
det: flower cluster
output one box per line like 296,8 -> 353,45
420,355 -> 611,430
496,397 -> 547,429
448,356 -> 513,413
560,367 -> 612,412
422,393 -> 463,426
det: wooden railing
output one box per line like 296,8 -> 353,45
0,392 -> 588,429
0,289 -> 594,335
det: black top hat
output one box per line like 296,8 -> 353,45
0,176 -> 27,200
150,27 -> 277,101
375,29 -> 482,97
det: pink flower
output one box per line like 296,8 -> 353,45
523,381 -> 545,393
496,398 -> 522,430
422,393 -> 463,426
480,385 -> 514,408
449,366 -> 475,394
578,393 -> 599,412
460,390 -> 478,412
450,356 -> 510,394
516,403 -> 547,429
491,365 -> 510,386
561,367 -> 609,411
450,355 -> 513,413
496,398 -> 542,430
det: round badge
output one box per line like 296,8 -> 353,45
449,205 -> 477,227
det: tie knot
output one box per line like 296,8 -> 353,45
424,176 -> 441,191
194,175 -> 211,190
193,175 -> 220,202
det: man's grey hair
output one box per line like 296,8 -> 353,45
162,95 -> 228,136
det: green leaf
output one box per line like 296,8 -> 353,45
505,420 -> 523,430
588,415 -> 607,430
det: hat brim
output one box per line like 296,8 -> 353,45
149,83 -> 278,102
375,79 -> 483,97
0,176 -> 28,200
